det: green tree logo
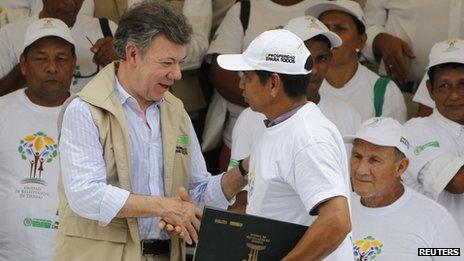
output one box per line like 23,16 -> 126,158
353,236 -> 383,260
18,132 -> 58,185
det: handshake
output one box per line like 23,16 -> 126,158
157,187 -> 203,245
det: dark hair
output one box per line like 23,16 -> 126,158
307,34 -> 332,49
114,0 -> 192,59
348,13 -> 365,34
394,148 -> 406,162
427,62 -> 464,87
23,36 -> 76,58
255,70 -> 310,98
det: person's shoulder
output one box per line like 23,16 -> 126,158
1,15 -> 33,30
406,188 -> 455,221
404,115 -> 434,132
297,103 -> 342,140
0,88 -> 23,107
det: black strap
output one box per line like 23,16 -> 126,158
237,0 -> 250,32
98,17 -> 113,38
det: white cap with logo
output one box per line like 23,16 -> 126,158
305,0 -> 366,27
426,39 -> 464,70
217,29 -> 311,75
285,15 -> 342,49
22,18 -> 75,54
343,117 -> 410,156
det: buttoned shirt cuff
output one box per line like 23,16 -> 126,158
207,173 -> 236,208
418,153 -> 464,200
98,185 -> 130,226
363,25 -> 385,63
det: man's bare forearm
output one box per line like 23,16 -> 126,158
283,196 -> 351,261
0,64 -> 26,96
220,167 -> 248,200
116,194 -> 166,218
445,165 -> 464,194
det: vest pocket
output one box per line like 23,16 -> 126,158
63,216 -> 128,243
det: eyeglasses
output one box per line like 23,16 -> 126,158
73,36 -> 99,79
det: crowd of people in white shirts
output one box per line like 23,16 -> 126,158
0,0 -> 463,260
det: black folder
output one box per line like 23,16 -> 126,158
194,206 -> 308,261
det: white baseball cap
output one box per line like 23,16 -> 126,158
285,15 -> 342,49
217,29 -> 311,75
426,39 -> 464,70
22,18 -> 75,54
343,117 -> 410,156
305,0 -> 366,27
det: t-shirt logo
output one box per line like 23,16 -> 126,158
175,134 -> 189,155
353,236 -> 383,260
413,140 -> 440,155
18,132 -> 58,185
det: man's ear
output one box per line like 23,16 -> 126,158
269,73 -> 281,98
124,44 -> 139,67
396,157 -> 409,178
426,79 -> 435,102
19,54 -> 27,76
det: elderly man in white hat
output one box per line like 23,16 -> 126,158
0,18 -> 76,261
345,117 -> 463,260
218,29 -> 353,260
404,39 -> 464,235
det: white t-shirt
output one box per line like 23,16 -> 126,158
412,74 -> 436,108
207,0 -> 320,147
230,94 -> 361,162
0,89 -> 61,261
404,110 -> 464,234
246,102 -> 353,261
320,64 -> 407,123
352,187 -> 464,261
0,14 -> 117,93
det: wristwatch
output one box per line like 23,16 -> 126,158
238,159 -> 248,177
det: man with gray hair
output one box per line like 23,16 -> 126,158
55,1 -> 247,260
345,117 -> 463,260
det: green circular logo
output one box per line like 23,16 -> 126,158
23,217 -> 32,227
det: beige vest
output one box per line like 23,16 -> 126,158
54,63 -> 192,261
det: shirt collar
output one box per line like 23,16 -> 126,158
264,103 -> 305,128
114,76 -> 163,108
432,109 -> 464,138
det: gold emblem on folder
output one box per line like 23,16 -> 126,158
242,234 -> 270,261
